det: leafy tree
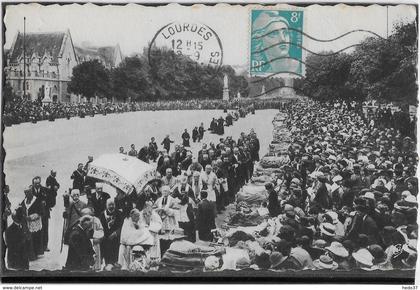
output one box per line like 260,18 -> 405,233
302,21 -> 417,105
68,60 -> 111,100
3,82 -> 17,104
111,56 -> 152,102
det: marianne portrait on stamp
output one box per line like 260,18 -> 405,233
251,10 -> 302,75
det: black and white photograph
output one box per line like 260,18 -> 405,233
0,1 -> 418,284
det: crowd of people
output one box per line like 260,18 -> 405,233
2,106 -> 263,271
2,174 -> 59,270
2,98 -> 418,273
365,106 -> 416,140
3,96 -> 292,125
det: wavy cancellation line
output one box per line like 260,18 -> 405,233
251,85 -> 308,99
250,71 -> 307,84
252,41 -> 362,56
253,27 -> 385,42
251,56 -> 332,72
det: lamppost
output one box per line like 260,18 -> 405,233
23,17 -> 26,99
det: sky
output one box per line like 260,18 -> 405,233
4,3 -> 417,68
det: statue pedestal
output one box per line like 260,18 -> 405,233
223,88 -> 229,101
42,96 -> 52,106
279,87 -> 296,97
280,77 -> 296,97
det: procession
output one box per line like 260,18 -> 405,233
1,2 -> 418,282
2,97 -> 418,273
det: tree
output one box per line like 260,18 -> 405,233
302,21 -> 417,105
302,52 -> 354,102
68,60 -> 111,100
3,82 -> 17,104
111,56 -> 152,102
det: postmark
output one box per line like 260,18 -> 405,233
250,9 -> 304,76
148,21 -> 223,69
147,21 -> 224,94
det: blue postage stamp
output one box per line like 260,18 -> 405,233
250,9 -> 304,76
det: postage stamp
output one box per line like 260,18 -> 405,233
250,9 -> 304,76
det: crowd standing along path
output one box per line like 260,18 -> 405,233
3,109 -> 278,271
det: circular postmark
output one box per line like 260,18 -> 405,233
148,21 -> 224,93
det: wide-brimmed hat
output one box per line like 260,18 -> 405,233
404,195 -> 417,207
204,256 -> 220,271
236,256 -> 251,269
326,241 -> 349,258
313,255 -> 338,270
352,248 -> 374,268
320,223 -> 336,237
366,164 -> 376,171
313,239 -> 327,249
363,192 -> 375,201
269,251 -> 287,269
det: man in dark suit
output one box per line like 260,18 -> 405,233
196,191 -> 216,241
65,216 -> 95,271
88,184 -> 110,217
198,123 -> 205,142
148,137 -> 159,162
266,183 -> 280,217
5,209 -> 29,270
182,129 -> 191,147
71,163 -> 86,191
46,170 -> 60,194
99,199 -> 124,266
32,176 -> 54,252
161,135 -> 174,153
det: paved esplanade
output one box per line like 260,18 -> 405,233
3,109 -> 278,270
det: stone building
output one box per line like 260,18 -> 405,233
75,44 -> 123,70
5,30 -> 124,103
5,29 -> 79,103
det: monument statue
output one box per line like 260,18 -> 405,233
42,85 -> 52,104
223,73 -> 229,101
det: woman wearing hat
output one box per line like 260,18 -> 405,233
312,254 -> 338,270
352,248 -> 374,270
325,241 -> 350,270
318,221 -> 335,242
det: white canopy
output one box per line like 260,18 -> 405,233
87,153 -> 157,195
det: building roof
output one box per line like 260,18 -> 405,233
8,31 -> 67,63
75,45 -> 121,68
